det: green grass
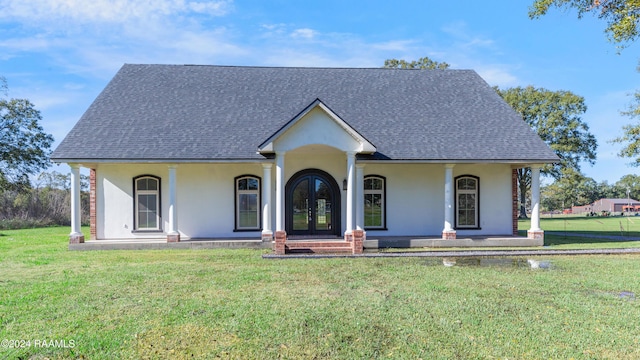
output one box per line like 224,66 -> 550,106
1,227 -> 640,359
518,215 -> 640,248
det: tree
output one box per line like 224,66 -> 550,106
0,77 -> 54,191
529,1 -> 640,166
529,0 -> 640,49
383,57 -> 450,70
497,86 -> 598,217
612,85 -> 640,165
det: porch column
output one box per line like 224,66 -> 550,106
69,164 -> 84,244
355,164 -> 365,230
262,163 -> 273,242
275,152 -> 285,232
345,151 -> 356,237
528,165 -> 544,240
442,164 -> 456,239
167,165 -> 180,242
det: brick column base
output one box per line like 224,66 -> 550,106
261,231 -> 273,242
442,231 -> 456,240
344,231 -> 353,242
70,234 -> 85,244
274,231 -> 287,255
352,230 -> 364,254
527,230 -> 544,240
167,233 -> 181,243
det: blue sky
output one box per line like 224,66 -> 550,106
1,0 -> 639,184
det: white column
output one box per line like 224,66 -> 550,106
262,163 -> 273,236
443,164 -> 455,233
345,151 -> 356,234
167,165 -> 179,236
356,164 -> 365,230
275,152 -> 285,232
530,165 -> 541,232
70,164 -> 83,239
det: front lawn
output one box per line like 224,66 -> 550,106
1,227 -> 639,359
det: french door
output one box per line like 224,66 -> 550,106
286,169 -> 340,236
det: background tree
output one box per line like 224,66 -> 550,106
529,0 -> 640,49
529,1 -> 640,167
613,85 -> 640,164
497,86 -> 598,217
383,57 -> 450,70
0,76 -> 54,191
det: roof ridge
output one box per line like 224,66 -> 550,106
123,63 -> 471,71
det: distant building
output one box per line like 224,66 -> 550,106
571,205 -> 592,214
591,198 -> 640,213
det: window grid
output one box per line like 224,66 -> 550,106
236,176 -> 260,230
135,176 -> 160,231
456,176 -> 478,228
364,176 -> 385,229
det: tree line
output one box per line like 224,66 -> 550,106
0,171 -> 90,229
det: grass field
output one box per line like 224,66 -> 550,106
1,226 -> 640,359
519,215 -> 640,248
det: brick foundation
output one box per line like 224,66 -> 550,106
90,168 -> 97,240
70,233 -> 85,244
167,233 -> 181,242
352,229 -> 364,254
274,231 -> 287,255
442,231 -> 456,240
527,230 -> 544,240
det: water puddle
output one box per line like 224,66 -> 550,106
433,257 -> 552,269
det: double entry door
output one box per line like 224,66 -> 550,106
286,169 -> 340,237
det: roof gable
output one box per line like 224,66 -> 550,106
258,99 -> 376,153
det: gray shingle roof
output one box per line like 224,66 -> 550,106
51,64 -> 559,163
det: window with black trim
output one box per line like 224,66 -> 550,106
235,175 -> 261,230
134,175 -> 161,231
455,175 -> 479,229
364,175 -> 386,229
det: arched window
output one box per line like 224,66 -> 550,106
235,175 -> 261,231
364,175 -> 386,229
455,175 -> 479,229
134,175 -> 161,231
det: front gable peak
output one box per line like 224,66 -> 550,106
258,99 -> 376,154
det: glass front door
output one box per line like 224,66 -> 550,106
287,170 -> 340,236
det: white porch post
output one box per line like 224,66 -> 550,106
69,164 -> 84,244
275,152 -> 285,232
355,164 -> 365,230
443,164 -> 456,239
262,163 -> 273,241
167,165 -> 180,242
528,165 -> 544,240
345,151 -> 356,236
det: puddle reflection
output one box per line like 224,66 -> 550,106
434,257 -> 552,269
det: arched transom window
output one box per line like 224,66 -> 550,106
134,175 -> 161,231
235,175 -> 261,230
455,175 -> 479,229
364,175 -> 386,229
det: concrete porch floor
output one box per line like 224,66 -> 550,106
69,235 -> 540,251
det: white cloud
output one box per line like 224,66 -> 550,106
0,0 -> 232,24
291,28 -> 317,40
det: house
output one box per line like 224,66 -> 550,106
51,64 -> 558,252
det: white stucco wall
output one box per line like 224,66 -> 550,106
94,161 -> 513,239
96,163 -> 265,239
362,163 -> 513,236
